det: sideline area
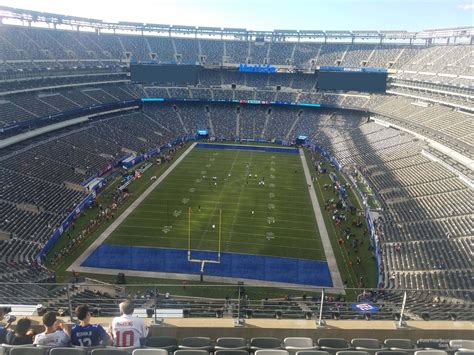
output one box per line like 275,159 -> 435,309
299,147 -> 344,290
68,142 -> 198,272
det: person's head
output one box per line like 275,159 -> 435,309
119,300 -> 134,316
15,318 -> 32,336
42,311 -> 57,328
75,305 -> 91,323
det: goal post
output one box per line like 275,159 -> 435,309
187,207 -> 222,268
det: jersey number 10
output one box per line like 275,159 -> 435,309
115,330 -> 135,347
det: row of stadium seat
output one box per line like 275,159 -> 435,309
1,25 -> 472,80
304,116 -> 472,300
1,348 -> 474,355
1,337 -> 474,355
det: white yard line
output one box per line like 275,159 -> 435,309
106,235 -> 324,252
120,223 -> 317,233
68,142 -> 198,272
132,209 -> 314,218
197,149 -> 242,249
111,232 -> 323,244
226,151 -> 253,248
198,142 -> 298,151
298,148 -> 344,290
143,193 -> 307,205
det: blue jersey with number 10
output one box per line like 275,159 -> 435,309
71,324 -> 109,347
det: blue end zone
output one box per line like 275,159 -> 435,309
195,143 -> 299,154
82,244 -> 333,287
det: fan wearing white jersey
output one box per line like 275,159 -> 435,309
110,300 -> 147,348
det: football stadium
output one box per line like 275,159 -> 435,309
0,1 -> 472,353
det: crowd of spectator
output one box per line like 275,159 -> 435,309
0,300 -> 146,348
49,190 -> 127,267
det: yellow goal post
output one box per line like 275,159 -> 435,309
187,207 -> 222,272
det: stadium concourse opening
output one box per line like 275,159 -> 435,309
70,143 -> 341,289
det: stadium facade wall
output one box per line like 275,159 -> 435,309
145,324 -> 474,341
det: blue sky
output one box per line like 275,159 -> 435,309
0,0 -> 472,31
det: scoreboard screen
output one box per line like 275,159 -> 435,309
317,66 -> 387,93
131,64 -> 199,85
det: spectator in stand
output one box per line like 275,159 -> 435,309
110,300 -> 147,348
5,318 -> 36,345
33,311 -> 70,347
0,307 -> 15,343
71,305 -> 111,347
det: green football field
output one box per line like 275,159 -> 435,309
105,145 -> 325,261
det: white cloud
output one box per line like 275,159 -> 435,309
457,3 -> 474,10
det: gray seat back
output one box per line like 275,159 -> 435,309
318,339 -> 349,349
174,350 -> 210,355
91,348 -> 133,355
216,338 -> 247,349
254,350 -> 289,355
10,348 -> 47,355
336,352 -> 370,355
414,351 -> 448,355
133,350 -> 169,355
215,350 -> 249,355
351,339 -> 382,350
284,338 -> 315,349
384,340 -> 414,350
145,337 -> 178,350
376,352 -> 409,355
251,338 -> 282,350
50,348 -> 88,355
180,338 -> 212,349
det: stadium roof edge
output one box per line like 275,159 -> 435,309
223,27 -> 247,32
198,26 -> 222,31
172,25 -> 197,30
274,29 -> 299,33
118,21 -> 143,26
326,30 -> 353,35
0,6 -> 472,41
143,24 -> 171,29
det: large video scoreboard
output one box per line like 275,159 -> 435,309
130,64 -> 387,93
317,66 -> 388,93
130,64 -> 200,85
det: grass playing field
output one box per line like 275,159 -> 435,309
105,145 -> 326,261
47,142 -> 376,299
